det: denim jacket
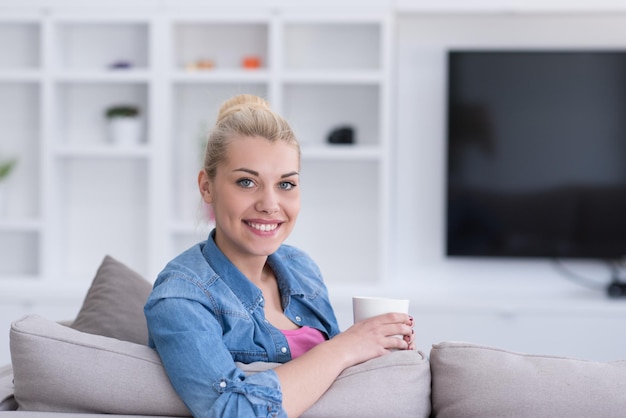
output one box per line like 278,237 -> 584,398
144,230 -> 340,418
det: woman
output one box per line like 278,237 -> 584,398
144,94 -> 414,417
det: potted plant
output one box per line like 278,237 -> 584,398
0,157 -> 17,217
0,158 -> 16,182
105,105 -> 143,146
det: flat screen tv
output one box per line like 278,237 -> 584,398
446,50 -> 626,259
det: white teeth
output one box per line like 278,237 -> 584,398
247,222 -> 278,232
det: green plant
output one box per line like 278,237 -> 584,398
0,158 -> 17,182
105,105 -> 140,118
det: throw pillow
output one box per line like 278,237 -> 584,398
430,341 -> 626,418
0,364 -> 16,411
11,315 -> 431,417
70,255 -> 152,345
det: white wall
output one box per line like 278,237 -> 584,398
393,13 -> 626,285
367,12 -> 626,361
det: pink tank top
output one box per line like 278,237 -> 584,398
280,326 -> 325,359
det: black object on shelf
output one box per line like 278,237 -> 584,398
327,126 -> 354,145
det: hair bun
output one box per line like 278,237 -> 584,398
216,94 -> 271,125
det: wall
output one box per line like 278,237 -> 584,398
381,12 -> 626,360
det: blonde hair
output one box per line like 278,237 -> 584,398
202,94 -> 300,179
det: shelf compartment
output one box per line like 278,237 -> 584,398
0,82 -> 41,219
172,22 -> 269,71
171,69 -> 270,83
283,22 -> 381,71
56,159 -> 149,280
171,82 -> 268,223
0,230 -> 40,277
54,82 -> 149,148
0,21 -> 40,71
286,160 -> 380,285
55,21 -> 150,71
282,83 -> 380,147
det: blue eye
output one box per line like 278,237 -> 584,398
279,181 -> 296,191
237,178 -> 255,188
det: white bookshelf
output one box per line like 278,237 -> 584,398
0,9 -> 393,296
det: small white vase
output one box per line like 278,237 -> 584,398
107,116 -> 143,146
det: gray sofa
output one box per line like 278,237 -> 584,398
2,255 -> 626,417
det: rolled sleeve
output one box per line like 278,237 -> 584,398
145,280 -> 288,418
211,369 -> 285,418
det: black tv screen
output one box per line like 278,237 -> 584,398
446,50 -> 626,259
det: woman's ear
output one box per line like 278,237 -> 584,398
198,170 -> 213,204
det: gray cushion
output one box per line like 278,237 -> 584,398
11,315 -> 431,417
245,350 -> 432,418
11,315 -> 189,416
0,365 -> 16,411
70,255 -> 152,345
430,341 -> 626,418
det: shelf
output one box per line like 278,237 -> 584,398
0,21 -> 40,71
54,82 -> 149,147
282,71 -> 383,84
54,21 -> 150,71
282,22 -> 381,71
0,230 -> 40,277
283,84 -> 381,147
0,70 -> 41,82
172,22 -> 269,72
171,69 -> 270,83
301,144 -> 384,160
54,70 -> 151,83
0,9 -> 390,294
0,219 -> 41,232
54,144 -> 151,159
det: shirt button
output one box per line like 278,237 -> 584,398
219,380 -> 227,388
295,316 -> 302,322
281,347 -> 287,354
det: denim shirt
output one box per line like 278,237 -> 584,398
144,230 -> 340,418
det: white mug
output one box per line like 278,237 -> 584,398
352,296 -> 410,323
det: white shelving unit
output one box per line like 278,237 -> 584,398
0,9 -> 392,296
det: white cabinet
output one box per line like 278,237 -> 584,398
0,10 -> 392,295
163,13 -> 392,285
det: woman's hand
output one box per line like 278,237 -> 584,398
329,312 -> 415,367
275,312 -> 414,417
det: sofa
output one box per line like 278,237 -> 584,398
2,255 -> 626,417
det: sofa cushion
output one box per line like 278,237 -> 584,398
0,365 -> 16,411
245,350 -> 431,418
11,315 -> 431,417
11,315 -> 189,416
430,341 -> 626,418
70,255 -> 152,345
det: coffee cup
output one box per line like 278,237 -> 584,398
352,296 -> 410,323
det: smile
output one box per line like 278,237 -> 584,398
246,222 -> 279,232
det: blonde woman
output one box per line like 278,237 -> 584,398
144,94 -> 414,417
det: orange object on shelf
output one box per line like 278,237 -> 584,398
242,56 -> 261,69
196,59 -> 215,70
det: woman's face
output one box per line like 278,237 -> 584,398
199,135 -> 301,265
